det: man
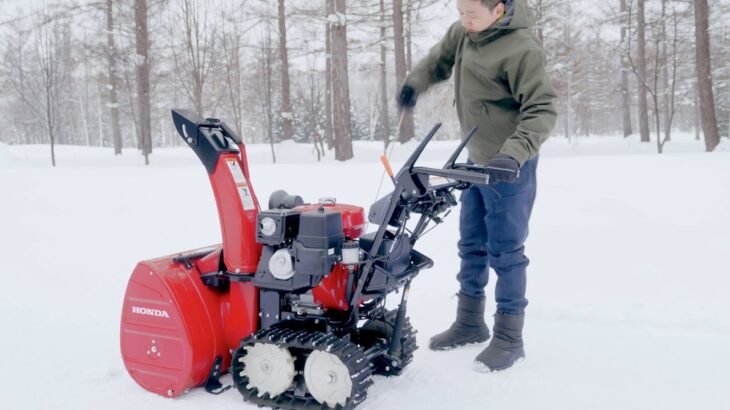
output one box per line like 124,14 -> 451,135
397,0 -> 557,371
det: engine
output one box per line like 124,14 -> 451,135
252,199 -> 365,328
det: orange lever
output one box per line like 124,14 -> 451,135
380,155 -> 395,184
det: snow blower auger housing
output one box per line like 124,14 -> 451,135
120,108 -> 494,409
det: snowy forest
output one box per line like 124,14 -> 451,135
0,0 -> 728,165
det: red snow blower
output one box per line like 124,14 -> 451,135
120,109 -> 494,409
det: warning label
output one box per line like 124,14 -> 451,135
226,159 -> 256,210
226,159 -> 246,184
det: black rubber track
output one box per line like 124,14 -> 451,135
356,310 -> 418,376
231,327 -> 374,410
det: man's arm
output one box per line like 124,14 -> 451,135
405,22 -> 464,94
499,46 -> 558,166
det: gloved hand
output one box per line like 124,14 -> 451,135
397,85 -> 417,109
486,154 -> 520,183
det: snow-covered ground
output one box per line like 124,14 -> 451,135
1,132 -> 729,410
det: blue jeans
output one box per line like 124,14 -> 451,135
456,156 -> 538,314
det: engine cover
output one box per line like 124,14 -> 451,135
297,203 -> 365,239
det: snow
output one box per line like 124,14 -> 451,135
1,133 -> 729,410
0,142 -> 16,168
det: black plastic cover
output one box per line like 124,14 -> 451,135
297,209 -> 344,249
368,194 -> 404,228
256,209 -> 301,245
252,246 -> 321,292
292,241 -> 337,277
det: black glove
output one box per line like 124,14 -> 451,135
397,85 -> 417,109
486,154 -> 520,183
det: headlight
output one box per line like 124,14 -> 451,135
260,217 -> 277,237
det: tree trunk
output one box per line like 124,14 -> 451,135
564,22 -> 573,141
694,84 -> 701,141
262,33 -> 276,163
637,0 -> 650,142
46,86 -> 56,167
106,0 -> 122,154
135,0 -> 152,164
330,0 -> 353,161
694,0 -> 721,151
81,34 -> 91,146
661,0 -> 671,143
406,0 -> 412,71
620,0 -> 633,137
324,0 -> 334,149
379,0 -> 391,150
222,29 -> 243,139
96,80 -> 105,146
393,0 -> 415,143
278,0 -> 293,140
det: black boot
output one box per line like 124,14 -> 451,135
429,294 -> 490,351
475,312 -> 525,371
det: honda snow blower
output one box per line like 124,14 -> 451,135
120,109 -> 497,409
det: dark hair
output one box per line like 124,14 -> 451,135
480,0 -> 503,10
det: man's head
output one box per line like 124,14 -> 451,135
456,0 -> 506,33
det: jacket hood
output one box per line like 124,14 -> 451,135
498,0 -> 533,30
467,0 -> 535,44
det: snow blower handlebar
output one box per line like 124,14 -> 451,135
394,123 -> 489,195
348,124 -> 492,320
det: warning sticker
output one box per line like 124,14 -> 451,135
238,186 -> 256,210
226,159 -> 246,184
226,159 -> 256,210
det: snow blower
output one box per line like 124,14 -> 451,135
120,109 -> 496,409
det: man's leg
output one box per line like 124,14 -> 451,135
456,184 -> 490,298
475,156 -> 538,370
429,185 -> 491,350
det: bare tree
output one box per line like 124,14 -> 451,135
324,0 -> 334,150
329,0 -> 353,161
106,0 -> 123,154
4,8 -> 74,165
34,18 -> 63,165
620,0 -> 633,137
625,0 -> 691,153
378,0 -> 391,150
135,0 -> 152,164
251,15 -> 277,163
636,0 -> 650,142
278,0 -> 293,141
694,0 -> 721,151
220,7 -> 245,139
169,0 -> 216,117
660,0 -> 671,142
393,0 -> 415,143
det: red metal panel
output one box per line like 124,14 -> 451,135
221,281 -> 259,353
120,251 -> 230,398
208,152 -> 262,273
312,264 -> 351,311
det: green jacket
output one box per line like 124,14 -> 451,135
406,0 -> 557,166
